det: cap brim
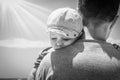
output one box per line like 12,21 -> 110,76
47,28 -> 79,39
48,28 -> 66,36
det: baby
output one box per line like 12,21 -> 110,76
28,7 -> 84,80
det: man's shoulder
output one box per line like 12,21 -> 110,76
74,40 -> 120,55
40,47 -> 52,54
39,47 -> 54,57
40,47 -> 54,63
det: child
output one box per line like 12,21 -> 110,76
28,7 -> 85,80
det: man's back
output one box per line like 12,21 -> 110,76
36,40 -> 120,80
72,40 -> 120,80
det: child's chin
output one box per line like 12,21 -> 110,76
54,47 -> 62,50
54,46 -> 65,50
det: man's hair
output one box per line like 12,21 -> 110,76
78,0 -> 120,22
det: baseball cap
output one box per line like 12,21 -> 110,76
47,7 -> 83,38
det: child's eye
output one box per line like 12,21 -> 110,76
51,38 -> 57,40
62,38 -> 70,41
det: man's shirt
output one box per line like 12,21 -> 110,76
35,40 -> 120,80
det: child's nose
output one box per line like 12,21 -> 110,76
56,39 -> 63,46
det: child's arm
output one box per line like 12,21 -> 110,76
28,47 -> 52,80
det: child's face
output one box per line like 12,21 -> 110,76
49,32 -> 76,49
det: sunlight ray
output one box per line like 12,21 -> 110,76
0,6 -> 6,28
16,5 -> 47,30
10,6 -> 32,35
0,0 -> 51,40
22,0 -> 51,13
19,1 -> 50,23
12,5 -> 48,39
0,0 -> 24,7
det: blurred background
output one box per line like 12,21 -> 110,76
0,0 -> 119,79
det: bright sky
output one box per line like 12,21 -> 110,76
0,0 -> 119,48
0,0 -> 51,48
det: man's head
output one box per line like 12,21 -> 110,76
78,0 -> 120,23
78,0 -> 120,41
47,7 -> 84,49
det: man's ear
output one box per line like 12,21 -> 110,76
110,15 -> 119,29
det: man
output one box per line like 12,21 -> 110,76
35,0 -> 120,80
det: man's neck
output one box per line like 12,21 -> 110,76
84,27 -> 107,42
84,27 -> 94,40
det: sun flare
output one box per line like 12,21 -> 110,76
0,0 -> 51,40
0,0 -> 24,7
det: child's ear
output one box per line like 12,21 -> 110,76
110,15 -> 119,29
